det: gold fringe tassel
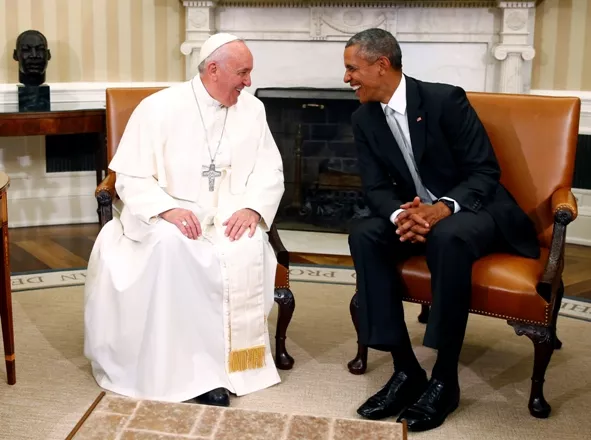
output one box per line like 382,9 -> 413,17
228,345 -> 266,372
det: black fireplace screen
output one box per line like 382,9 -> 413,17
255,87 -> 370,233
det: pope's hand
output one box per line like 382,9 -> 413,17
160,208 -> 202,240
223,208 -> 261,241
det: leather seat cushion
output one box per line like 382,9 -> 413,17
398,248 -> 551,325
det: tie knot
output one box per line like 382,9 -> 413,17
385,106 -> 396,117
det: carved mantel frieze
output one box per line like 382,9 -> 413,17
310,8 -> 396,40
185,0 -> 501,7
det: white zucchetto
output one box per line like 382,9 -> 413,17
199,33 -> 240,63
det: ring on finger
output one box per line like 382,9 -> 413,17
181,220 -> 188,227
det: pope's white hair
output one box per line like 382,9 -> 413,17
197,38 -> 245,74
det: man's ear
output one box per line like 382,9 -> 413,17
47,49 -> 52,61
377,56 -> 391,72
12,49 -> 18,61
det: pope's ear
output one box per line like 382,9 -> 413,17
206,61 -> 218,77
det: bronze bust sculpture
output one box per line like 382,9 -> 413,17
13,30 -> 51,86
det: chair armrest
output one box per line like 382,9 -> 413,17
95,173 -> 117,204
96,173 -> 117,228
551,187 -> 578,222
537,188 -> 578,303
268,224 -> 289,268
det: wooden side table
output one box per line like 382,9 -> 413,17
0,106 -> 107,186
0,172 -> 14,384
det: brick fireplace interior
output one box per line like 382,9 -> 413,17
255,87 -> 367,233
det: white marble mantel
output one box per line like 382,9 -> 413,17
180,1 -> 538,94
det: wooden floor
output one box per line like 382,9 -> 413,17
7,223 -> 591,300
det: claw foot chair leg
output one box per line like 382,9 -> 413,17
348,293 -> 368,374
509,321 -> 555,418
274,288 -> 295,370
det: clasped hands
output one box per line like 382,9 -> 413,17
394,197 -> 452,243
159,208 -> 261,241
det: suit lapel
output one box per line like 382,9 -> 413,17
368,102 -> 414,187
405,76 -> 427,165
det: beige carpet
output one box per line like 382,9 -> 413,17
1,282 -> 590,440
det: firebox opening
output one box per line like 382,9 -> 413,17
255,87 -> 370,233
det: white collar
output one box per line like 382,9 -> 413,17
380,74 -> 407,116
191,74 -> 223,108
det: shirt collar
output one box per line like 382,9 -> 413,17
380,74 -> 407,116
191,74 -> 224,109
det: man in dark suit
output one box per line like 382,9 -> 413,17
343,28 -> 540,432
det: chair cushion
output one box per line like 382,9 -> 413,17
398,248 -> 551,325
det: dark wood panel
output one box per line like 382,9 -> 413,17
51,236 -> 96,262
8,243 -> 50,274
0,109 -> 105,137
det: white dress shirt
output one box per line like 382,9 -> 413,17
379,75 -> 460,224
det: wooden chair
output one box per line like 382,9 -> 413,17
348,92 -> 580,419
95,87 -> 295,370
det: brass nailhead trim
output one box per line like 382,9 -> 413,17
402,297 -> 551,326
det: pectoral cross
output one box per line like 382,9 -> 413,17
202,162 -> 222,192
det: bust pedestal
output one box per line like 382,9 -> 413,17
17,84 -> 50,112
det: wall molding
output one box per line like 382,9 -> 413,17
570,189 -> 591,246
0,82 -> 180,108
530,89 -> 591,135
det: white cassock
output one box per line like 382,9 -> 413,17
83,75 -> 285,403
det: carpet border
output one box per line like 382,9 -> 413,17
10,266 -> 591,323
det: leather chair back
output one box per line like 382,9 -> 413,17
105,87 -> 165,162
467,92 -> 580,248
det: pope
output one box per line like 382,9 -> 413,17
83,33 -> 285,407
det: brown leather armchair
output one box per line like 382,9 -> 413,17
347,92 -> 580,419
95,87 -> 295,370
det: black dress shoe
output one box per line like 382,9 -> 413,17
357,370 -> 428,420
397,378 -> 460,432
195,387 -> 230,407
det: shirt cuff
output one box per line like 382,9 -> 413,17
390,208 -> 405,224
440,197 -> 461,214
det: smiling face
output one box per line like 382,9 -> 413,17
201,41 -> 253,107
343,45 -> 386,104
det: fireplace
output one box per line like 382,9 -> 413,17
256,88 -> 368,232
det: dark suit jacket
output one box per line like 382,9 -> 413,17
351,75 -> 540,259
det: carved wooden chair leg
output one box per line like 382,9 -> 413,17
273,288 -> 295,370
347,293 -> 368,375
552,280 -> 564,350
509,321 -> 555,418
418,304 -> 430,324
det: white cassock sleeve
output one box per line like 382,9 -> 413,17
115,174 -> 179,224
241,108 -> 285,231
108,97 -> 179,224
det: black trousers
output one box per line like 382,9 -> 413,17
348,210 -> 505,355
